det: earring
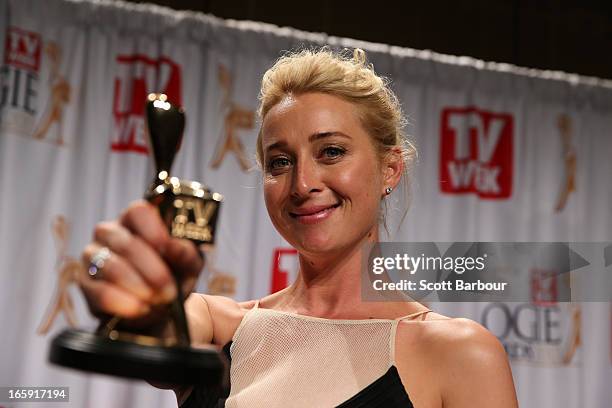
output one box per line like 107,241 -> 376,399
385,187 -> 393,195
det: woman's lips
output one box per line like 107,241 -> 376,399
289,204 -> 340,224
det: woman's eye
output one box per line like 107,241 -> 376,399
268,157 -> 291,170
321,146 -> 345,159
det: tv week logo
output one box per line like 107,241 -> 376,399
111,55 -> 182,153
1,27 -> 41,116
440,107 -> 514,199
4,26 -> 41,72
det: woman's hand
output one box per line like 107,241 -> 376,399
79,200 -> 204,327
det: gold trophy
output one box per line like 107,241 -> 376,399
48,93 -> 225,385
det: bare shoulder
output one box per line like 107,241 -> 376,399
184,293 -> 258,346
413,314 -> 503,354
421,316 -> 511,379
397,314 -> 518,408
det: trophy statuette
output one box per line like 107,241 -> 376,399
48,93 -> 225,385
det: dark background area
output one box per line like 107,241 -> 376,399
125,0 -> 612,80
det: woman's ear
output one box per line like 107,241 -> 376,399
382,146 -> 404,196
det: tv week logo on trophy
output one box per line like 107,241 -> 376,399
440,107 -> 514,199
111,54 -> 182,153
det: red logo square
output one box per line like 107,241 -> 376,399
440,107 -> 513,199
270,248 -> 298,294
4,26 -> 42,72
111,55 -> 182,153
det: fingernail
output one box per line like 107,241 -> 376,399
125,275 -> 153,300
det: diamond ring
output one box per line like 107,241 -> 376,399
88,247 -> 111,280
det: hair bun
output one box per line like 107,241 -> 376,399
353,48 -> 367,66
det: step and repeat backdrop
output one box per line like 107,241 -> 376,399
1,0 -> 611,406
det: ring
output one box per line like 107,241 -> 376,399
88,247 -> 111,279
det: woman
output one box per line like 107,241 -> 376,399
80,48 -> 518,407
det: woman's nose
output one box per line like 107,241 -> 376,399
291,158 -> 322,199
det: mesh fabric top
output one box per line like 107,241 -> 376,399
224,304 -> 423,407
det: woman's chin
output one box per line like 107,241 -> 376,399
292,232 -> 359,258
292,234 -> 337,255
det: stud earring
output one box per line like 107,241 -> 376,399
385,187 -> 393,195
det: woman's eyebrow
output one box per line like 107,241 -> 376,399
265,131 -> 351,152
308,131 -> 351,142
264,140 -> 287,153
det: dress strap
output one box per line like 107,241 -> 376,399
231,299 -> 261,344
394,309 -> 431,321
390,308 -> 432,365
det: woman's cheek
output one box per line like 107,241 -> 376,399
264,179 -> 289,227
336,162 -> 380,203
263,175 -> 283,202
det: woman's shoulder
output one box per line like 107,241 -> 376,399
185,293 -> 259,346
396,313 -> 517,407
402,312 -> 500,346
399,312 -> 507,368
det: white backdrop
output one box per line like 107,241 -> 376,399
1,0 -> 611,407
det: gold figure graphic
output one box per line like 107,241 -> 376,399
208,273 -> 237,297
33,42 -> 71,144
37,216 -> 83,334
203,246 -> 236,297
562,304 -> 581,364
555,114 -> 576,212
209,65 -> 254,171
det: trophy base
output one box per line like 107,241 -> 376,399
49,329 -> 226,386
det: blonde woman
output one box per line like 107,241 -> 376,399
80,48 -> 518,407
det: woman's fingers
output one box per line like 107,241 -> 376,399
78,199 -> 207,323
93,221 -> 177,302
164,238 -> 204,279
79,276 -> 151,319
119,200 -> 170,253
163,238 -> 205,295
119,199 -> 205,295
82,243 -> 154,302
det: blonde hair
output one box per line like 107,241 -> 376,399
257,47 -> 416,229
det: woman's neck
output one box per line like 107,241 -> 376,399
279,231 -> 378,318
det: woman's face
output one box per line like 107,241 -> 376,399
261,92 -> 389,257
